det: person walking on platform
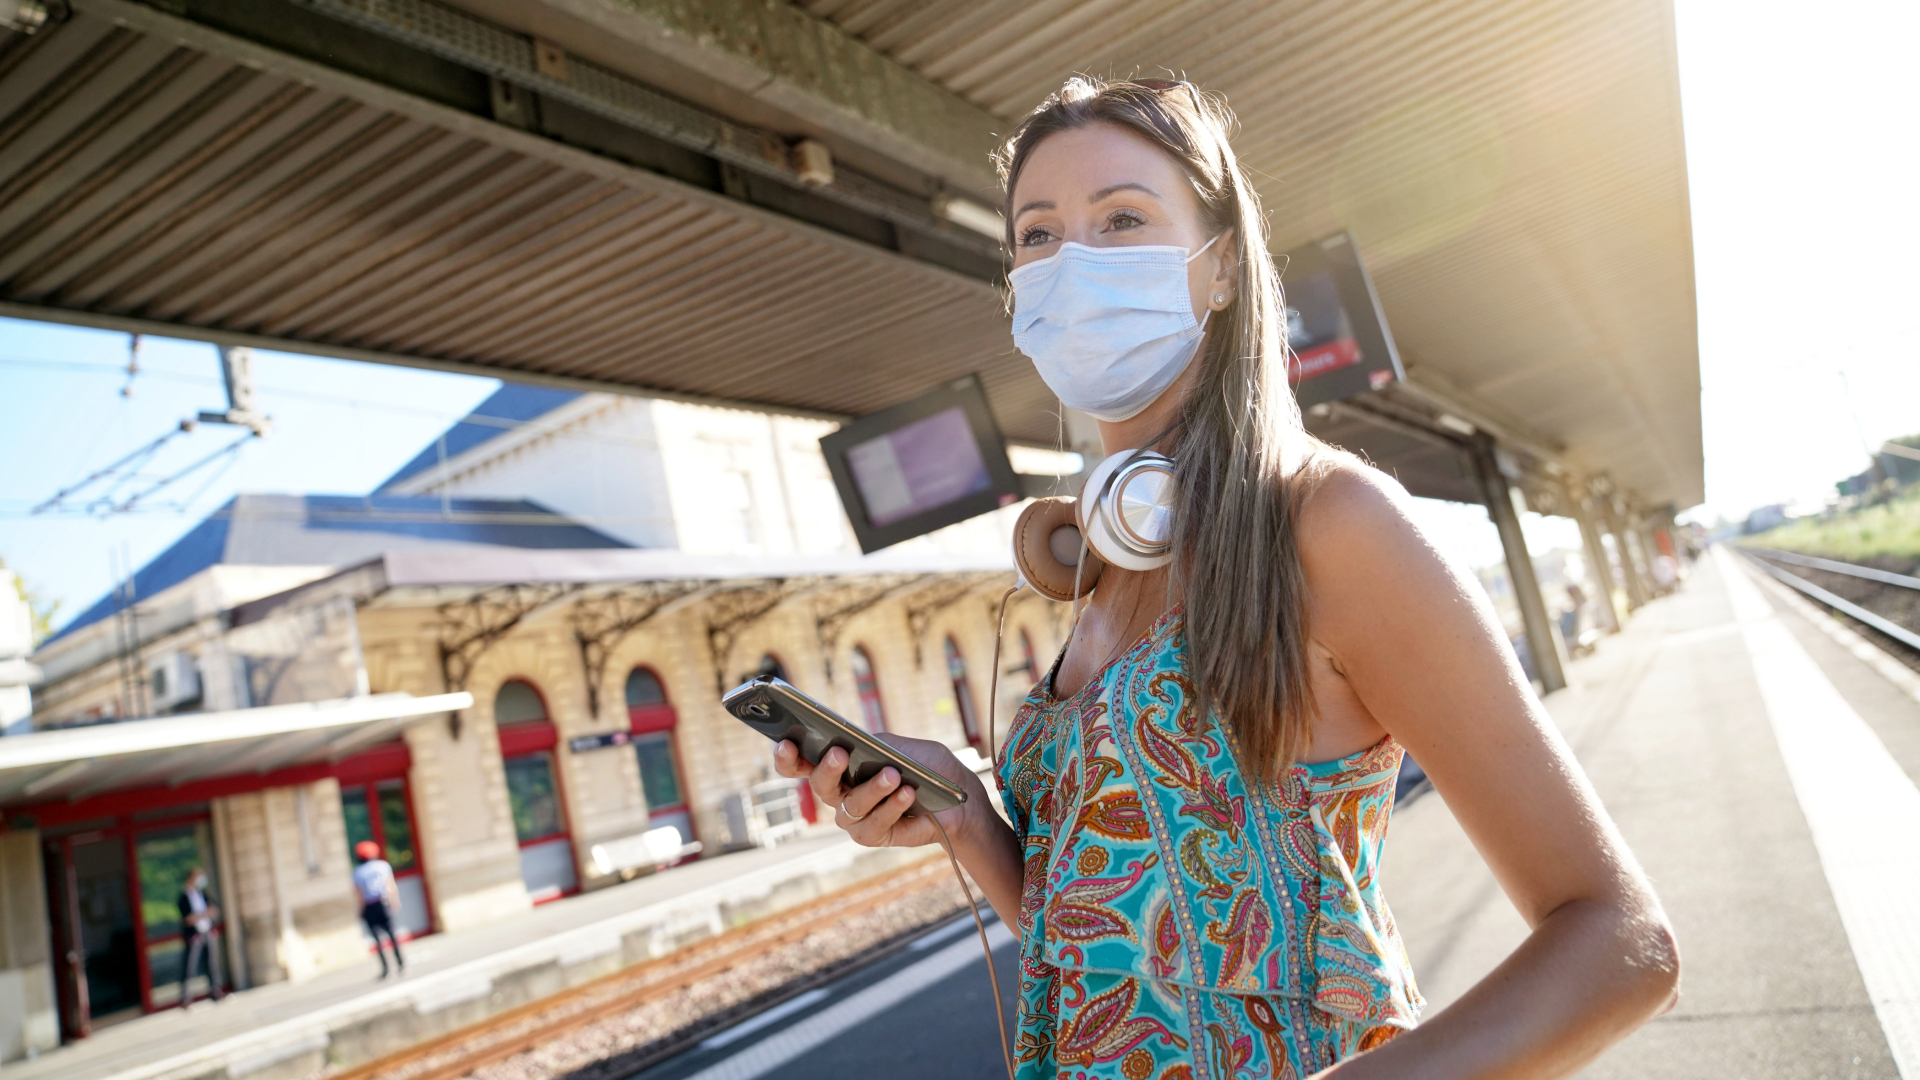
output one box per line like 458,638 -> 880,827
353,840 -> 406,978
176,867 -> 224,1009
780,75 -> 1680,1080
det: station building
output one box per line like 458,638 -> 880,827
3,388 -> 1065,1053
0,0 -> 1705,1064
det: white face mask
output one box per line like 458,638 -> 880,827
1009,236 -> 1220,422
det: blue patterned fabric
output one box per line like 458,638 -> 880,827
995,609 -> 1421,1079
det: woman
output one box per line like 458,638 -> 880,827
776,76 -> 1677,1079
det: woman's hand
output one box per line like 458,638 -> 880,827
772,732 -> 1026,927
771,733 -> 987,851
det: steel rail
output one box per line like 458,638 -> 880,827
1744,547 -> 1920,591
327,859 -> 960,1080
1739,549 -> 1920,653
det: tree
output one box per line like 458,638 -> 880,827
0,558 -> 60,647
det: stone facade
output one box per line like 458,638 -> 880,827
0,830 -> 57,1059
11,388 -> 1080,1046
356,574 -> 1067,902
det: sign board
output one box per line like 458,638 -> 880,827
568,730 -> 635,754
820,374 -> 1024,553
1278,230 -> 1405,409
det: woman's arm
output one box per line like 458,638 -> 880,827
1299,464 -> 1679,1080
772,736 -> 1026,926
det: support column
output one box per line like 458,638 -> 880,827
1598,487 -> 1651,610
1567,480 -> 1624,633
1470,435 -> 1567,694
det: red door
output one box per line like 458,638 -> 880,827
339,747 -> 434,941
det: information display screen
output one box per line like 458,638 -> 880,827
1278,230 -> 1405,409
821,375 -> 1023,553
845,406 -> 993,528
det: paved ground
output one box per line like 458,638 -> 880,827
628,914 -> 1020,1080
628,551 -> 1919,1080
1391,550 -> 1905,1079
19,829 -> 876,1080
44,551 -> 1920,1080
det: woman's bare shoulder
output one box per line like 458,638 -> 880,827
1294,452 -> 1426,561
1291,451 -> 1482,627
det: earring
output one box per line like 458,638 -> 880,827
1211,292 -> 1228,307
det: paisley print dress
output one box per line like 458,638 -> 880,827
996,609 -> 1421,1080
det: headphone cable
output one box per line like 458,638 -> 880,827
988,584 -> 1019,768
930,811 -> 1016,1080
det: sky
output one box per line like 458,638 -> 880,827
1675,0 -> 1920,524
4,0 -> 1913,632
0,321 -> 502,631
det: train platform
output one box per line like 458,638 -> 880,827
13,829 -> 938,1080
607,548 -> 1920,1080
1389,547 -> 1920,1079
24,547 -> 1920,1080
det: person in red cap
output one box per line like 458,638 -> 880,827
351,840 -> 405,978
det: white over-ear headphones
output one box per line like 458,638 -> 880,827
1012,449 -> 1177,602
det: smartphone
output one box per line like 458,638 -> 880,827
722,675 -> 967,814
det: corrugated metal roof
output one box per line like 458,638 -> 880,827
0,5 -> 1053,438
0,0 -> 1700,508
803,0 -> 1701,506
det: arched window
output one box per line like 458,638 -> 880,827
495,680 -> 546,724
944,636 -> 981,748
849,645 -> 887,733
626,668 -> 695,855
494,680 -> 577,903
1017,628 -> 1039,687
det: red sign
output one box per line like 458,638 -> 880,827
1288,337 -> 1362,383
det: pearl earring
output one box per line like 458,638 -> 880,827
1211,292 -> 1228,307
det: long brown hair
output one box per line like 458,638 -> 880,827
996,76 -> 1328,781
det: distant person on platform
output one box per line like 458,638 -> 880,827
1562,582 -> 1587,647
176,866 -> 224,1009
353,841 -> 406,978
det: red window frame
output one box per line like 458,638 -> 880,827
944,635 -> 982,749
45,805 -> 228,1030
32,740 -> 419,1041
339,766 -> 434,943
626,667 -> 698,854
495,680 -> 579,903
849,645 -> 887,733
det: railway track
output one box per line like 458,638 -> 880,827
1739,546 -> 1920,653
327,859 -> 967,1080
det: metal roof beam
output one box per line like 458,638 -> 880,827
440,0 -> 1005,200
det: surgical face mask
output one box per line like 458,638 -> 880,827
1009,236 -> 1220,422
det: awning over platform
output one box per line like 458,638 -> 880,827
0,0 -> 1700,509
0,691 -> 471,807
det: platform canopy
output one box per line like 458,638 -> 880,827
0,0 -> 1699,510
0,691 -> 469,808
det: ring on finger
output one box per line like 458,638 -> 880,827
840,799 -> 866,823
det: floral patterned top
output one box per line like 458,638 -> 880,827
995,609 -> 1421,1080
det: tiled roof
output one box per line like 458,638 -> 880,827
49,492 -> 627,643
376,384 -> 582,493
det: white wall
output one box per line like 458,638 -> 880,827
401,391 -> 1036,561
392,395 -> 680,550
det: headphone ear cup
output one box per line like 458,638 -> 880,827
1013,498 -> 1105,603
